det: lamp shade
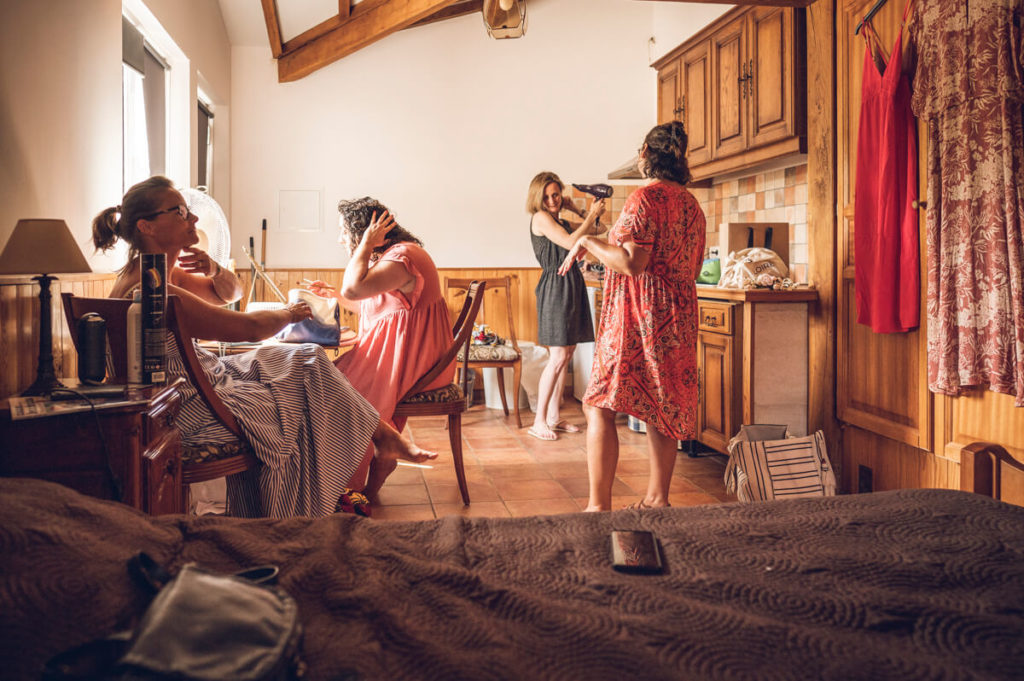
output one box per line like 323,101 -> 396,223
0,219 -> 91,275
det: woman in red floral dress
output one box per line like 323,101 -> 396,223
559,121 -> 706,511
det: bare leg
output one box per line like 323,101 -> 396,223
365,420 -> 437,500
584,403 -> 619,511
643,425 -> 678,507
532,345 -> 573,438
548,346 -> 575,426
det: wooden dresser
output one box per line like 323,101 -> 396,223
0,379 -> 183,514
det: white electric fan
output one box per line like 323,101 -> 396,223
181,187 -> 231,268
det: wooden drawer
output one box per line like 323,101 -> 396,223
698,301 -> 735,335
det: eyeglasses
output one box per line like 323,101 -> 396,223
143,204 -> 192,221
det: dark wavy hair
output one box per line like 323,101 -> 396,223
337,197 -> 423,255
91,175 -> 175,274
641,121 -> 692,186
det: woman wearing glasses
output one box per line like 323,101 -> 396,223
95,189 -> 243,305
91,176 -> 435,519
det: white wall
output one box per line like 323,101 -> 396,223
649,3 -> 734,64
230,0 -> 686,268
0,0 -> 232,273
0,0 -> 123,272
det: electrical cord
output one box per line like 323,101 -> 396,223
48,388 -> 123,503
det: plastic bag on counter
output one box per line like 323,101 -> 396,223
718,247 -> 790,289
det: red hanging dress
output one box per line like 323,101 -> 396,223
854,1 -> 920,334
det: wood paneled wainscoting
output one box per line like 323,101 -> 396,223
237,267 -> 544,344
836,0 -> 1023,499
0,274 -> 118,399
0,269 -> 543,401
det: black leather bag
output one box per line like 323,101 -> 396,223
44,555 -> 303,681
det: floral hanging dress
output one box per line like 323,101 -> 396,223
583,181 -> 706,440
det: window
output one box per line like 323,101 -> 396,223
122,16 -> 168,193
197,98 -> 214,191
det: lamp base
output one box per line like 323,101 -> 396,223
21,376 -> 69,397
21,273 -> 65,397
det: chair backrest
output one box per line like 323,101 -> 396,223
400,280 -> 485,401
61,292 -> 243,440
445,276 -> 520,354
61,294 -> 131,381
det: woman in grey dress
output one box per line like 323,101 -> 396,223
526,171 -> 606,440
92,175 -> 436,518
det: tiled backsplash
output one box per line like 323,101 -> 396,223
567,161 -> 809,284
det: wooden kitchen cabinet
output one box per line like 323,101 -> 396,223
654,6 -> 806,181
696,301 -> 741,452
694,287 -> 816,454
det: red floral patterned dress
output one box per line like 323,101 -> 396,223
583,181 -> 706,440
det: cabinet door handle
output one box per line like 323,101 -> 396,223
677,94 -> 686,119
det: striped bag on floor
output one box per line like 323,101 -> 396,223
724,427 -> 836,502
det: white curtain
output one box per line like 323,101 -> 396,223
122,63 -> 149,194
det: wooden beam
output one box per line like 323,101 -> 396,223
633,0 -> 814,7
260,0 -> 283,59
339,0 -> 350,20
411,0 -> 482,28
278,0 -> 460,82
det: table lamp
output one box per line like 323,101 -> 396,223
0,219 -> 92,395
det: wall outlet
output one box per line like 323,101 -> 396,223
857,465 -> 873,494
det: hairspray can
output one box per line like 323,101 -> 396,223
140,252 -> 167,384
77,313 -> 108,384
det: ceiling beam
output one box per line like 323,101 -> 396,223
633,0 -> 814,7
411,0 -> 482,28
277,0 -> 461,82
260,0 -> 283,59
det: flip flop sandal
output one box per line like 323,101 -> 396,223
527,426 -> 558,441
624,500 -> 670,511
548,420 -> 581,433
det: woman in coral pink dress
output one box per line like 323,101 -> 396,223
309,198 -> 453,500
559,121 -> 706,511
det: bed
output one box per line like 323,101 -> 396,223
2,474 -> 1023,680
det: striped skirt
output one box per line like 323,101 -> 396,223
171,340 -> 380,518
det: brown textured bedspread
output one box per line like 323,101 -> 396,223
2,478 -> 1023,680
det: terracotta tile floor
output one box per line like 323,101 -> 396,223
372,398 -> 736,521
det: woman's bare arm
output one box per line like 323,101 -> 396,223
558,235 -> 650,278
531,199 -> 606,250
171,284 -> 310,342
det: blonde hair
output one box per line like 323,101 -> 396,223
525,171 -> 564,214
92,175 -> 175,274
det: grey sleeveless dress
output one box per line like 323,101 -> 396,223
531,218 -> 595,347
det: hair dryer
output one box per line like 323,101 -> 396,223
572,183 -> 614,199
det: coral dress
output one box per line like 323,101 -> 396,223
334,242 -> 454,432
583,182 -> 706,440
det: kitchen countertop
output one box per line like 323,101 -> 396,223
584,272 -> 816,302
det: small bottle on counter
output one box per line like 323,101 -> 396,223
127,289 -> 143,384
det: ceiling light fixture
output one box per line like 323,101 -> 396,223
483,0 -> 526,39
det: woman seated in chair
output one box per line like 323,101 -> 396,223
92,176 -> 436,519
307,198 -> 453,501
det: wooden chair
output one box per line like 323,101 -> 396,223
445,276 -> 523,428
392,280 -> 486,505
960,442 -> 1024,506
61,293 -> 257,514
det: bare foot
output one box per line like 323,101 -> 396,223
582,505 -> 608,512
371,422 -> 438,464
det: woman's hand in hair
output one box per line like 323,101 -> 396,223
358,211 -> 394,252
